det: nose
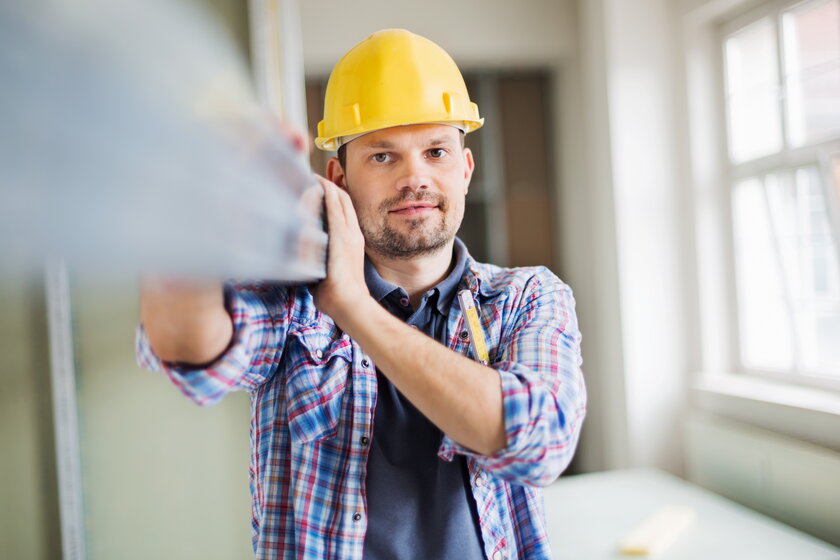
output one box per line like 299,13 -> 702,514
397,153 -> 430,193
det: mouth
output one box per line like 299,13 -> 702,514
388,203 -> 439,216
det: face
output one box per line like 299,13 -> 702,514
327,124 -> 475,260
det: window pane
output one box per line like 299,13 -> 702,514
732,177 -> 794,370
791,167 -> 840,375
782,0 -> 840,146
725,18 -> 784,163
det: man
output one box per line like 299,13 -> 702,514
138,29 -> 586,559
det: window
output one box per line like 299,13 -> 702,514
722,0 -> 840,387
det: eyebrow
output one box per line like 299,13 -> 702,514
363,140 -> 397,150
360,136 -> 457,150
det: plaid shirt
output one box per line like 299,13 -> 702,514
136,257 -> 586,560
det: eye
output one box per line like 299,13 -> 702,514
372,153 -> 391,163
428,148 -> 447,159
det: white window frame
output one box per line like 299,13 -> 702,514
682,0 -> 840,451
719,0 -> 840,392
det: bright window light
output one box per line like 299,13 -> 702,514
724,18 -> 783,163
782,0 -> 840,146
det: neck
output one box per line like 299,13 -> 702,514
367,240 -> 455,308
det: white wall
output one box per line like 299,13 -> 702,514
300,0 -> 577,75
566,0 -> 693,474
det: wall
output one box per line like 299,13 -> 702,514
299,0 -> 576,76
71,277 -> 254,560
554,0 -> 693,473
0,274 -> 61,560
686,413 -> 840,546
602,0 -> 689,472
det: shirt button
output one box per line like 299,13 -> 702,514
399,297 -> 409,307
460,330 -> 469,340
492,550 -> 505,560
315,349 -> 323,360
361,358 -> 370,368
353,512 -> 362,521
360,436 -> 370,446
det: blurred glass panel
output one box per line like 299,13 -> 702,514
782,0 -> 840,146
725,18 -> 784,163
791,167 -> 840,375
732,177 -> 794,370
0,1 -> 326,282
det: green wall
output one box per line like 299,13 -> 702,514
0,274 -> 61,560
72,278 -> 254,559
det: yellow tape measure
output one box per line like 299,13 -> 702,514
458,289 -> 489,365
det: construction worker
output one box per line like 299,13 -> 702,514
138,29 -> 586,559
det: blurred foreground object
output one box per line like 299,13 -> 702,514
0,0 -> 326,281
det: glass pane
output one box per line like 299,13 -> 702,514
782,0 -> 840,146
725,18 -> 784,163
732,177 -> 795,370
790,167 -> 840,375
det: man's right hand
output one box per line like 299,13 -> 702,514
140,276 -> 233,365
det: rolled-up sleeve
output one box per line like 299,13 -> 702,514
439,272 -> 587,486
135,282 -> 292,407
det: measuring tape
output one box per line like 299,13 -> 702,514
457,289 -> 489,365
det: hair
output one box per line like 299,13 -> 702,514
335,130 -> 466,172
337,144 -> 347,171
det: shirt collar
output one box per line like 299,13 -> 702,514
363,237 -> 469,313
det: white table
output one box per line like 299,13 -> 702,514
544,468 -> 840,559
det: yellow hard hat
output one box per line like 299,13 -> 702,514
315,29 -> 484,151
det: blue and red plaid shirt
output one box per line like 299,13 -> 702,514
136,256 -> 586,559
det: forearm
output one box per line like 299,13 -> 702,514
139,276 -> 233,364
332,297 -> 506,456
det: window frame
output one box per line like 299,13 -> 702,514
717,0 -> 840,392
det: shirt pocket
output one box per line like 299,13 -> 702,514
284,324 -> 352,443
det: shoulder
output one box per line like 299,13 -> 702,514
468,259 -> 571,300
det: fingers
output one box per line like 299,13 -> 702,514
315,174 -> 348,229
275,118 -> 311,155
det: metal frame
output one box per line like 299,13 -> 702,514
248,0 -> 307,129
46,259 -> 86,560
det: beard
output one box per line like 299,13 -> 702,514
351,188 -> 463,260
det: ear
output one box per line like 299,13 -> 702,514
462,147 -> 475,195
326,157 -> 347,190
